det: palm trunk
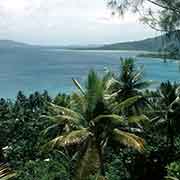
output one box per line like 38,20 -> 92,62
167,117 -> 174,152
169,124 -> 174,151
74,139 -> 103,180
0,147 -> 4,161
97,144 -> 105,176
170,133 -> 174,150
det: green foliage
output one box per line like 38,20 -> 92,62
54,93 -> 70,107
43,66 -> 145,179
14,159 -> 69,180
166,161 -> 180,180
105,150 -> 131,180
107,58 -> 151,116
5,91 -> 52,167
0,58 -> 180,180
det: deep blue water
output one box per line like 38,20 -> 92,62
0,48 -> 180,98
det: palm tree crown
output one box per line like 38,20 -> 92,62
108,58 -> 152,101
43,70 -> 145,179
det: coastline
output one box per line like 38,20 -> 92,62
137,52 -> 180,61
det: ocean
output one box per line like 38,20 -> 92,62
0,47 -> 179,98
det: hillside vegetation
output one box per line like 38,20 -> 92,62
96,31 -> 180,52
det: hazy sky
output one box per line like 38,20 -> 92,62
0,0 -> 159,45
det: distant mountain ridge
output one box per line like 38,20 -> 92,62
0,40 -> 31,48
96,36 -> 164,51
72,30 -> 180,52
1,31 -> 180,51
0,40 -> 97,50
98,31 -> 180,51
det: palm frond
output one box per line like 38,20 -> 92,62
43,123 -> 63,137
112,96 -> 142,113
134,80 -> 154,89
92,114 -> 124,127
48,103 -> 83,120
153,118 -> 167,131
103,70 -> 113,85
128,115 -> 149,126
175,86 -> 180,96
86,70 -> 104,100
106,77 -> 122,90
70,93 -> 87,114
41,115 -> 82,127
170,96 -> 180,109
112,129 -> 144,152
132,67 -> 144,82
164,176 -> 179,180
104,90 -> 122,100
0,163 -> 16,180
72,78 -> 85,95
47,129 -> 91,149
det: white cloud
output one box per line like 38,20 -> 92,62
0,0 -> 136,24
0,0 -> 156,45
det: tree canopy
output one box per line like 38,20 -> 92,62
107,0 -> 180,32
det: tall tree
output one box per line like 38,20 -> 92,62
106,58 -> 152,115
43,70 -> 145,179
149,81 -> 180,150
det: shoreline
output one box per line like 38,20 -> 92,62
137,53 -> 180,61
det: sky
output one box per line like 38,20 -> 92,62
0,0 -> 159,45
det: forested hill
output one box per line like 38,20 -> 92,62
97,36 -> 164,51
81,30 -> 180,51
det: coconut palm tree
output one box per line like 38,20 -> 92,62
43,70 -> 145,179
106,58 -> 152,115
107,58 -> 152,99
149,81 -> 180,150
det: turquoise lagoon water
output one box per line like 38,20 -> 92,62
0,47 -> 180,98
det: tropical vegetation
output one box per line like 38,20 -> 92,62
0,58 -> 180,179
